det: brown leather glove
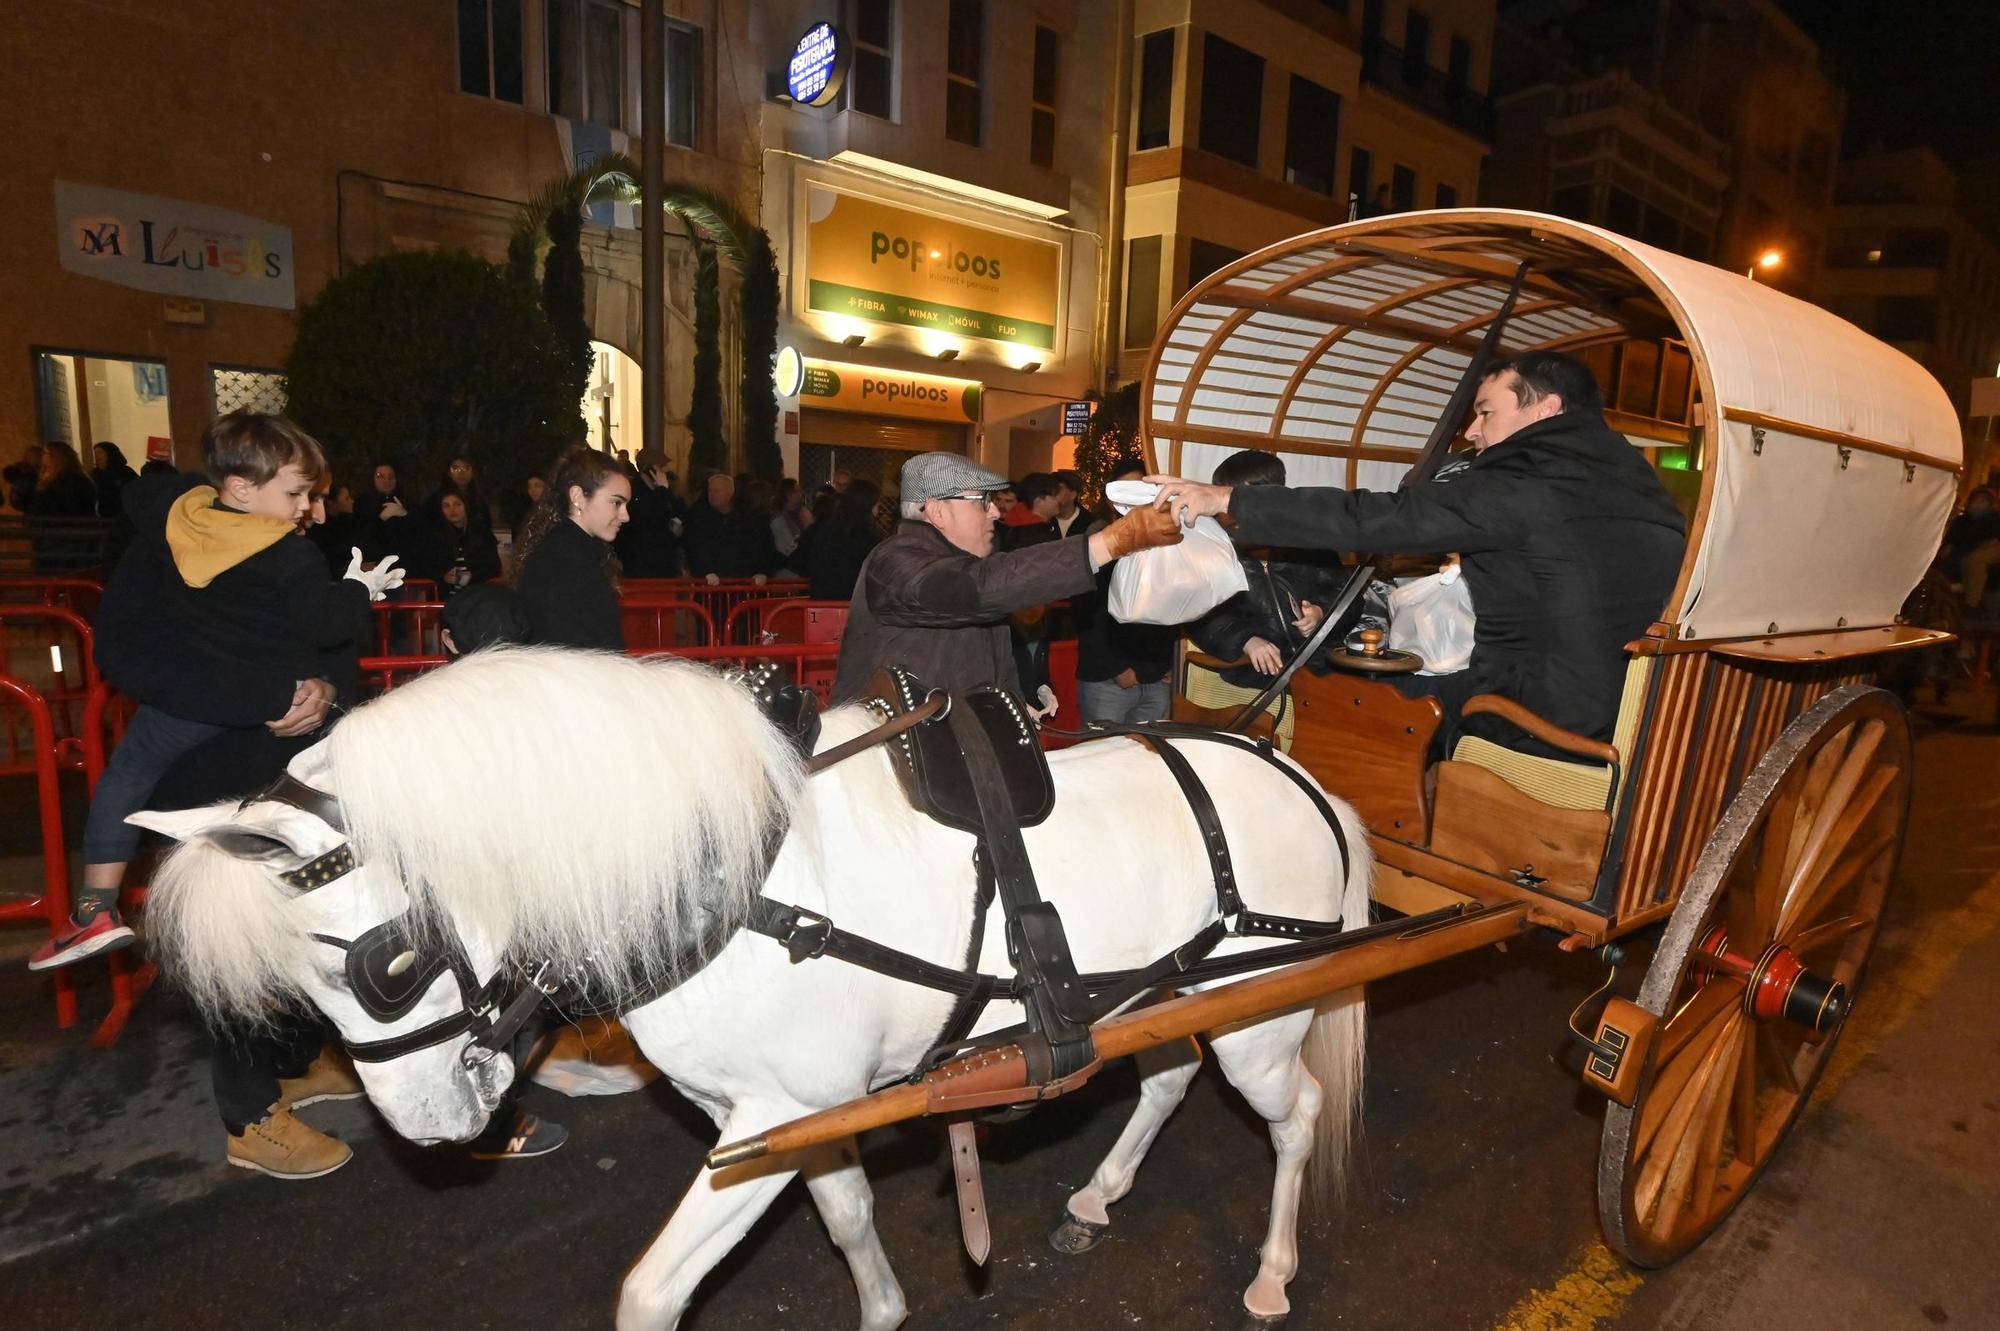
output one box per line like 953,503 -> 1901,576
1098,505 -> 1185,559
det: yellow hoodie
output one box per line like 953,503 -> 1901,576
165,486 -> 298,589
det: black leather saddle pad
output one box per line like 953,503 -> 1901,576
867,666 -> 1054,835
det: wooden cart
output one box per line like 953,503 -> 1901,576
1148,210 -> 1959,1264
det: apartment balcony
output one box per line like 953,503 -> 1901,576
1360,39 -> 1494,142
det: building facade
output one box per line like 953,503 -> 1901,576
757,0 -> 1120,487
1116,0 -> 1496,382
1816,148 -> 2000,478
5,0 -> 758,478
1488,0 -> 1842,287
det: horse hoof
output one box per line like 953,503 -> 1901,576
1239,1313 -> 1288,1331
1048,1213 -> 1108,1256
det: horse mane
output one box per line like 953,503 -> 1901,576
149,829 -> 324,1024
326,647 -> 805,1002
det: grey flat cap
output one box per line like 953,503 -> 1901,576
900,451 -> 1009,504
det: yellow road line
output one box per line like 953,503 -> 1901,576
1490,864 -> 2000,1331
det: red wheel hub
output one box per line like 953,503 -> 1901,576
1692,927 -> 1848,1033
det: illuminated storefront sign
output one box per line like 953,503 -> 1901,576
797,357 -> 982,423
805,184 -> 1063,351
787,23 -> 846,107
54,181 -> 295,309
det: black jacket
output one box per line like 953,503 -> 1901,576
1229,411 -> 1686,756
97,473 -> 370,726
353,490 -> 415,565
615,484 -> 684,577
1191,556 -> 1348,687
517,519 -> 624,650
800,516 -> 882,600
411,514 -> 502,591
833,521 -> 1098,703
683,500 -> 778,578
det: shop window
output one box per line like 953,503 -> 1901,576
1391,163 -> 1416,212
1135,29 -> 1175,151
1198,35 -> 1262,169
1349,146 -> 1372,215
1188,239 -> 1247,289
1284,76 -> 1340,195
850,0 -> 895,120
547,0 -> 623,128
1031,25 -> 1059,169
1606,187 -> 1641,235
211,367 -> 288,417
1435,182 -> 1458,209
945,0 -> 983,146
33,350 -> 173,459
664,21 -> 701,148
1641,204 -> 1679,251
1549,183 -> 1591,221
458,0 -> 523,103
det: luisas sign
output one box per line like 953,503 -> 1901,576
55,181 -> 296,310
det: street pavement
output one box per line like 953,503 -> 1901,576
2,697 -> 1996,1330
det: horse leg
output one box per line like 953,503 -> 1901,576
617,1111 -> 798,1331
1208,1010 -> 1321,1326
800,1138 -> 908,1331
1051,1036 -> 1203,1254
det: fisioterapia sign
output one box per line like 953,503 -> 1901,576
54,181 -> 296,309
798,358 -> 982,423
805,184 -> 1062,351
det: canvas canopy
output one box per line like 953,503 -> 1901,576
1142,210 -> 1962,642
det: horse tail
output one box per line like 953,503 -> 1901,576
1301,798 -> 1373,1208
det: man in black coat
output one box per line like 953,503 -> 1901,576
832,453 -> 1184,704
1149,351 -> 1687,760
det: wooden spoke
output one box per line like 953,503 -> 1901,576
1786,911 -> 1878,959
1600,687 -> 1908,1268
1634,995 -> 1736,1164
1777,761 -> 1897,937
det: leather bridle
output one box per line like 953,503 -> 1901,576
258,773 -> 555,1069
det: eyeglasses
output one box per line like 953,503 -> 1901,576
936,492 -> 998,504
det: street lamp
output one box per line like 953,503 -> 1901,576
1747,249 -> 1784,281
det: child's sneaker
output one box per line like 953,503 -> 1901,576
468,1112 -> 568,1161
27,911 -> 136,971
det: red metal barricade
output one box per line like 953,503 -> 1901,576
623,578 -> 808,642
0,675 -> 86,1030
0,575 -> 106,619
0,604 -> 99,747
620,597 -> 718,650
371,599 -> 447,656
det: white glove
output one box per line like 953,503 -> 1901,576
704,572 -> 720,586
344,547 -> 406,601
1028,684 -> 1059,723
379,497 -> 408,520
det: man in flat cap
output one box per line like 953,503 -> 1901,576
832,452 -> 1183,704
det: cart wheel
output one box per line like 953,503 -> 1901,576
1597,685 -> 1910,1267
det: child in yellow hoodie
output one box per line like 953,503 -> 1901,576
30,414 -> 405,971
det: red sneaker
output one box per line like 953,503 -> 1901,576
27,911 -> 136,971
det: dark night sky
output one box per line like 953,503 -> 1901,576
1777,0 -> 1996,170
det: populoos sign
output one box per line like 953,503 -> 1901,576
55,181 -> 296,310
797,357 -> 982,423
805,184 -> 1062,351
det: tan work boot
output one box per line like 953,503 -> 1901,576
227,1106 -> 353,1179
277,1049 -> 366,1111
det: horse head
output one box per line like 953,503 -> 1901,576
135,747 -> 515,1146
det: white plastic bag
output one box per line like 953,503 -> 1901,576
1107,515 -> 1248,624
1387,564 -> 1475,674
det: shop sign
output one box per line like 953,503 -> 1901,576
1062,400 -> 1092,435
805,184 -> 1062,351
787,23 -> 846,107
55,181 -> 295,310
797,357 -> 982,423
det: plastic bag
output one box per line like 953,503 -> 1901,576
1107,515 -> 1249,624
1387,564 -> 1475,674
527,1016 -> 661,1096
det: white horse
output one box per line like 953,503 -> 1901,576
138,648 -> 1371,1329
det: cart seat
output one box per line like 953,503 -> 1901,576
1449,657 -> 1652,813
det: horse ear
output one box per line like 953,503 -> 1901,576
126,803 -> 320,862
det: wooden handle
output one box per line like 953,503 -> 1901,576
1459,694 -> 1619,765
1356,627 -> 1385,656
705,903 -> 1530,1169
